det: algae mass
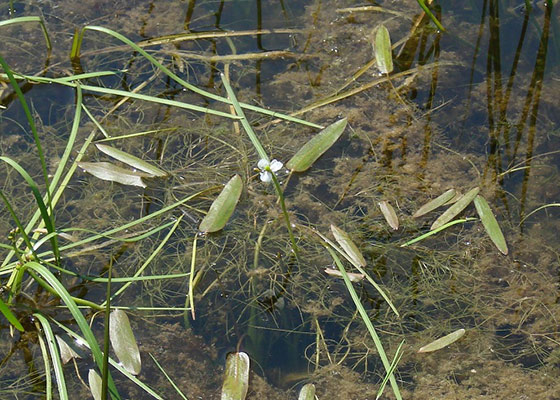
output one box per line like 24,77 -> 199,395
0,0 -> 559,399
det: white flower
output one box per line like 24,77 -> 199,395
257,158 -> 283,183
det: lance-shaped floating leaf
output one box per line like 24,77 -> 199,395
88,369 -> 102,400
374,25 -> 393,74
78,161 -> 150,187
379,200 -> 399,230
109,309 -> 141,375
298,384 -> 316,400
286,118 -> 347,172
431,187 -> 480,230
96,144 -> 167,177
199,175 -> 243,233
221,352 -> 250,400
324,268 -> 364,282
413,189 -> 456,218
418,328 -> 466,353
474,195 -> 508,255
330,224 -> 366,267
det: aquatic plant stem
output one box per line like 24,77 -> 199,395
268,170 -> 299,260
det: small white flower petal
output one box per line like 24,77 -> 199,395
270,159 -> 283,172
260,171 -> 272,182
257,159 -> 269,170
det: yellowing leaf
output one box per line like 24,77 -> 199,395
379,200 -> 399,230
298,384 -> 316,400
374,25 -> 393,74
96,144 -> 167,177
78,161 -> 149,187
418,328 -> 466,353
199,175 -> 243,233
330,224 -> 366,267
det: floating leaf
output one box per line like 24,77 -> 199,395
78,161 -> 149,187
413,189 -> 456,218
109,309 -> 141,375
379,200 -> 399,230
418,328 -> 466,353
55,335 -> 82,364
330,224 -> 366,267
324,268 -> 364,282
221,352 -> 250,400
474,195 -> 508,255
88,369 -> 102,400
374,25 -> 393,74
286,119 -> 347,172
298,383 -> 316,400
96,144 -> 167,177
199,175 -> 243,233
430,187 -> 480,230
0,297 -> 23,332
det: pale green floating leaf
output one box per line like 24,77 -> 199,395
55,335 -> 81,364
88,369 -> 102,400
221,352 -> 250,400
78,161 -> 149,187
474,195 -> 508,255
418,328 -> 466,353
413,189 -> 456,218
324,267 -> 364,282
298,383 -> 316,400
374,25 -> 393,74
379,200 -> 399,230
430,187 -> 480,230
96,144 -> 167,177
330,224 -> 366,267
286,119 -> 347,172
199,175 -> 243,233
109,309 -> 142,375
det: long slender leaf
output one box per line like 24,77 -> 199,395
0,297 -> 24,331
78,161 -> 150,187
400,218 -> 477,247
0,16 -> 51,49
286,118 -> 347,172
199,175 -> 243,233
330,224 -> 366,267
474,195 -> 508,255
96,144 -> 167,177
418,328 -> 465,353
430,187 -> 480,230
413,189 -> 456,218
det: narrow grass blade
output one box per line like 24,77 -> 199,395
199,175 -> 243,233
88,369 -> 102,400
149,354 -> 189,400
413,189 -> 456,218
330,224 -> 366,267
474,195 -> 508,255
0,297 -> 24,331
221,352 -> 250,400
400,218 -> 476,247
379,201 -> 399,230
416,0 -> 445,31
286,119 -> 347,172
0,16 -> 51,50
418,328 -> 465,353
376,340 -> 404,400
326,248 -> 402,400
78,161 -> 149,187
430,187 -> 479,230
96,144 -> 167,177
23,262 -> 121,400
298,383 -> 315,400
374,25 -> 393,74
110,309 -> 141,375
34,313 -> 68,400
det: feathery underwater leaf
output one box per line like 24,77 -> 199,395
221,352 -> 250,400
199,175 -> 243,233
96,144 -> 167,177
431,187 -> 479,230
474,195 -> 508,255
413,189 -> 456,218
418,328 -> 466,353
286,118 -> 347,172
109,309 -> 141,375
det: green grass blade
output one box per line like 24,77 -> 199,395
473,195 -> 508,255
149,354 -> 189,400
374,25 -> 393,74
95,144 -> 167,177
0,190 -> 37,260
0,16 -> 51,50
286,118 -> 347,172
0,297 -> 24,331
430,187 -> 480,230
326,247 -> 402,400
199,175 -> 243,233
35,323 -> 53,400
376,340 -> 404,400
400,218 -> 477,247
416,0 -> 445,31
23,262 -> 121,400
330,224 -> 366,267
34,313 -> 68,400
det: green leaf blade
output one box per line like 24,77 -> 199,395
374,25 -> 393,74
199,175 -> 243,233
221,352 -> 250,400
298,384 -> 316,400
109,309 -> 142,375
78,162 -> 149,187
330,224 -> 366,267
379,200 -> 399,230
0,297 -> 24,331
430,187 -> 480,230
418,328 -> 466,353
95,144 -> 167,177
286,118 -> 347,172
474,195 -> 508,255
413,189 -> 456,218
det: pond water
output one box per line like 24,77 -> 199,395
1,0 -> 559,399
